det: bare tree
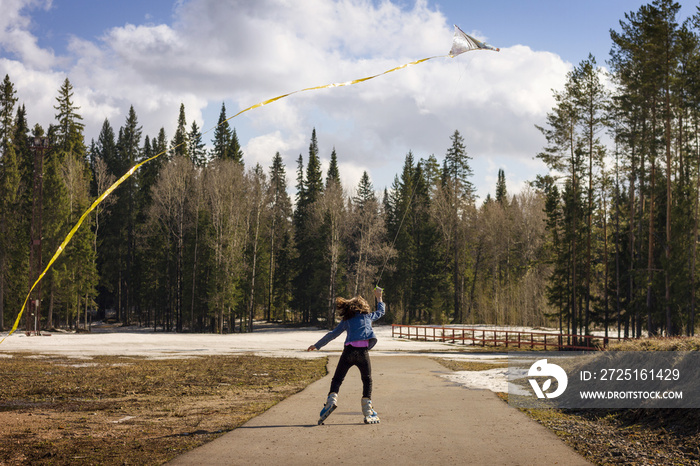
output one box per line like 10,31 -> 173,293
203,159 -> 248,333
246,164 -> 268,332
90,156 -> 116,329
320,179 -> 345,328
59,153 -> 95,330
149,156 -> 197,332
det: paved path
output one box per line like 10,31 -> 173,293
170,356 -> 590,465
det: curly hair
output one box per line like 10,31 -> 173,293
336,296 -> 371,320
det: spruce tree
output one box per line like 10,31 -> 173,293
267,152 -> 292,322
354,171 -> 376,208
46,79 -> 95,329
537,71 -> 586,339
293,129 -> 325,323
53,78 -> 85,156
188,121 -> 207,167
229,128 -> 243,164
0,75 -> 20,330
117,107 -> 141,324
305,128 -> 323,204
495,169 -> 507,205
14,105 -> 32,194
440,130 -> 475,322
326,147 -> 340,188
170,103 -> 188,159
570,54 -> 610,336
211,102 -> 231,160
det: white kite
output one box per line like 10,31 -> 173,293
450,25 -> 500,56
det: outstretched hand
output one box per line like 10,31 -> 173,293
374,287 -> 383,302
307,345 -> 317,351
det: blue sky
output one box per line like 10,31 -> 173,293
1,0 -> 697,200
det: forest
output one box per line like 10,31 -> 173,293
0,0 -> 697,338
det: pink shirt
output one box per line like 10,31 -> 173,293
346,340 -> 370,348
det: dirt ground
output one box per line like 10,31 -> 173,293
0,353 -> 326,465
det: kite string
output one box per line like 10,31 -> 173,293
1,54 -> 454,343
375,176 -> 419,287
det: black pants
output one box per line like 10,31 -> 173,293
329,345 -> 372,398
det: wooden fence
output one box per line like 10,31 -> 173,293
391,324 -> 632,351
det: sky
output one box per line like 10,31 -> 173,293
0,0 -> 697,201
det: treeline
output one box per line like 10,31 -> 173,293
537,0 -> 700,338
0,75 -> 551,332
3,0 -> 695,336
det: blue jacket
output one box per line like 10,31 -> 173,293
313,302 -> 385,350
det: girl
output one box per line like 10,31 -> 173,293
307,287 -> 385,425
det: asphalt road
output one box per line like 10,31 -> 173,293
170,356 -> 590,465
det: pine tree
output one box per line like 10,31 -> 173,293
117,107 -> 141,324
354,171 -> 376,208
421,154 -> 441,188
570,54 -> 610,336
93,119 -> 117,314
440,130 -> 475,322
386,153 -> 417,322
170,103 -> 188,159
349,171 -> 386,299
293,129 -> 325,323
610,0 -> 684,336
267,152 -> 292,322
0,75 -> 16,143
0,75 -> 21,330
537,68 -> 587,339
53,78 -> 85,156
188,121 -> 207,167
14,105 -> 32,194
211,103 -> 231,160
45,79 -> 95,329
326,147 -> 340,189
320,149 -> 345,328
305,129 -> 323,204
229,128 -> 243,164
442,130 -> 475,203
495,169 -> 507,205
41,126 -> 70,329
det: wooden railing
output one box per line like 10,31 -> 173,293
391,324 -> 632,351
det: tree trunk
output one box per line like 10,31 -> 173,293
664,80 -> 673,336
585,114 -> 593,337
647,159 -> 655,337
190,220 -> 198,331
0,267 -> 4,331
48,284 -> 54,330
602,182 -> 609,339
268,214 -> 276,322
691,117 -> 700,336
248,198 -> 262,333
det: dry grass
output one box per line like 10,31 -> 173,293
607,336 -> 700,351
433,358 -> 508,372
0,354 -> 326,465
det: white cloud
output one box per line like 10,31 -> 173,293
0,0 -> 57,69
0,0 -> 569,196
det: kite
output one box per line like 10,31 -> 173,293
0,26 -> 498,343
449,25 -> 500,56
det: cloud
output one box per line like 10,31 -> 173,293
0,0 -> 57,70
0,0 -> 570,195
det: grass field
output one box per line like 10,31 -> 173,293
0,354 -> 326,465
